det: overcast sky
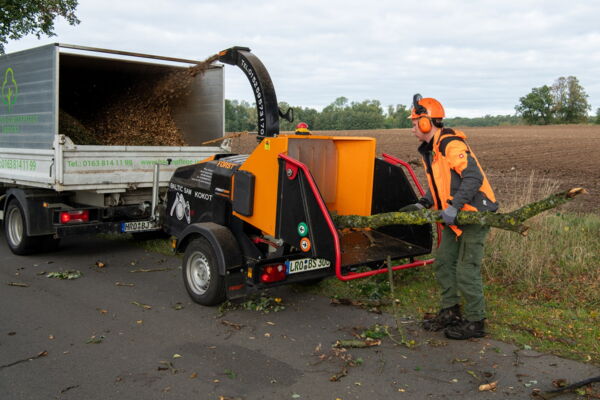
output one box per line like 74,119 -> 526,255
5,0 -> 600,117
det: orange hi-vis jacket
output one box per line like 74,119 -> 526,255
418,128 -> 498,235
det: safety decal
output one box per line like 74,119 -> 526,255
297,222 -> 309,237
170,192 -> 191,224
264,139 -> 271,151
300,237 -> 311,252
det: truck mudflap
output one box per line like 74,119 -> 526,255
276,153 -> 436,282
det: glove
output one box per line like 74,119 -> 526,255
399,203 -> 425,212
440,206 -> 458,225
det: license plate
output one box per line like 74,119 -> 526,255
121,220 -> 160,233
286,258 -> 331,274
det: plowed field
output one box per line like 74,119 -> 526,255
230,125 -> 599,213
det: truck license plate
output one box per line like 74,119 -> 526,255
286,258 -> 331,274
121,220 -> 160,233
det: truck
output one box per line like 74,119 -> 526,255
0,43 -> 226,254
163,47 -> 436,306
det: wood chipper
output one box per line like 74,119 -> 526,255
164,47 -> 434,305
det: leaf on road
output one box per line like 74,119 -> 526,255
552,378 -> 568,388
329,367 -> 349,382
173,354 -> 182,359
158,361 -> 178,374
115,282 -> 135,287
131,301 -> 152,310
221,320 -> 244,330
86,335 -> 105,344
47,270 -> 82,280
467,370 -> 481,380
95,261 -> 106,268
479,381 -> 498,391
224,369 -> 237,379
172,302 -> 184,310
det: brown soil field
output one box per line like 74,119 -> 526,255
229,125 -> 600,213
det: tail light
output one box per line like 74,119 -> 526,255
260,264 -> 286,283
60,210 -> 90,224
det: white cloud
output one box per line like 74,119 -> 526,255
5,0 -> 600,115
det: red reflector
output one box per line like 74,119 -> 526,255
260,264 -> 286,283
60,210 -> 90,224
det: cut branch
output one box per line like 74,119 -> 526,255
333,188 -> 586,235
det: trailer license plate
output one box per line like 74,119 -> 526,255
287,258 -> 331,274
121,220 -> 160,233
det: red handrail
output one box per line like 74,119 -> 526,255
277,152 -> 437,282
278,153 -> 342,278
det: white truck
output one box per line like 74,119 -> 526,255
0,43 -> 226,254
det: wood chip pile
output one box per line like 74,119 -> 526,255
61,54 -> 219,146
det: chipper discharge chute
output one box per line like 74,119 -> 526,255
164,47 -> 434,305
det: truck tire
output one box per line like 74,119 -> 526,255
4,199 -> 42,255
182,237 -> 226,306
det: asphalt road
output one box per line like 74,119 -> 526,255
1,234 -> 598,400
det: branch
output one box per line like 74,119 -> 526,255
332,188 -> 586,235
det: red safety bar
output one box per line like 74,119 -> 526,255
278,153 -> 342,278
278,153 -> 438,282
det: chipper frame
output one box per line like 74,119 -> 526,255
164,47 -> 434,305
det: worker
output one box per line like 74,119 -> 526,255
295,122 -> 311,135
401,94 -> 498,340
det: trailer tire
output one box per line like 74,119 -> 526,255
4,199 -> 42,255
182,237 -> 226,306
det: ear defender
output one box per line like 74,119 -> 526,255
418,116 -> 432,133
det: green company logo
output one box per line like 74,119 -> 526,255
2,67 -> 18,112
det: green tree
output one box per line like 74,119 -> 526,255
515,85 -> 554,125
225,99 -> 255,132
595,108 -> 600,125
551,76 -> 590,123
0,0 -> 80,54
384,104 -> 411,128
348,99 -> 385,129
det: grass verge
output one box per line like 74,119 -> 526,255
311,207 -> 600,365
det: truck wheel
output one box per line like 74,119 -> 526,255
4,199 -> 41,255
182,237 -> 226,306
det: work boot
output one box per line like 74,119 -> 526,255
444,319 -> 486,340
422,304 -> 463,332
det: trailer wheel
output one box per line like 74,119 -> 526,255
182,237 -> 225,306
4,199 -> 41,255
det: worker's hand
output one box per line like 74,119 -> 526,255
399,203 -> 425,212
441,206 -> 458,225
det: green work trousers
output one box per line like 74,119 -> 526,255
433,224 -> 490,321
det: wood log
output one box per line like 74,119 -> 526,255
332,188 -> 586,236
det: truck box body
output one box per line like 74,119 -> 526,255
0,43 -> 225,192
0,44 -> 230,252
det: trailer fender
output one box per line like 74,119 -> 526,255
177,222 -> 243,276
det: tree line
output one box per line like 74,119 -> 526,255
226,97 -> 523,132
227,75 -> 599,132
